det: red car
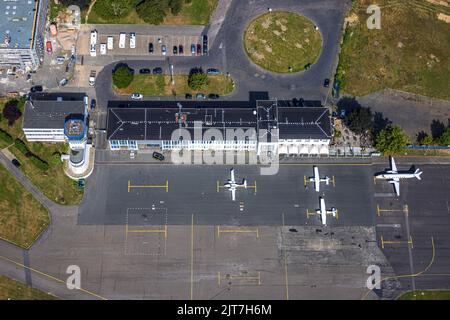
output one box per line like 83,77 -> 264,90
46,41 -> 53,54
196,43 -> 202,56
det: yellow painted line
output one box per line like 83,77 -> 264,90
0,254 -> 107,300
256,227 -> 259,239
128,180 -> 131,193
127,229 -> 165,233
335,209 -> 339,220
362,237 -> 435,300
218,271 -> 221,286
217,227 -> 259,238
332,176 -> 336,187
303,175 -> 307,187
254,181 -> 257,193
217,225 -> 220,238
125,221 -> 128,242
216,181 -> 219,193
166,180 -> 169,193
381,236 -> 414,249
377,204 -> 380,217
190,214 -> 194,300
381,235 -> 385,249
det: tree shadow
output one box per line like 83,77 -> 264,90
416,130 -> 428,143
430,119 -> 446,140
373,112 -> 391,136
336,97 -> 362,115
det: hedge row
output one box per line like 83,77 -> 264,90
14,138 -> 49,171
0,129 -> 13,144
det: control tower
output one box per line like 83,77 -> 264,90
64,116 -> 87,172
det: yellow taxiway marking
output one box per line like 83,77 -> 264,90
217,226 -> 259,238
377,204 -> 409,217
0,254 -> 107,300
128,180 -> 168,193
127,226 -> 168,239
362,237 -> 435,300
332,175 -> 336,187
217,271 -> 261,286
381,235 -> 413,249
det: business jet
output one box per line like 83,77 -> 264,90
224,168 -> 247,201
375,157 -> 422,196
308,197 -> 338,226
307,166 -> 330,192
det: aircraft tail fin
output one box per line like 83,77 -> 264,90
415,169 -> 423,180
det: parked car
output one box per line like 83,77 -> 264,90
304,63 -> 312,70
185,93 -> 192,99
59,78 -> 68,86
148,42 -> 154,53
206,68 -> 221,75
88,70 -> 96,86
202,34 -> 208,44
90,99 -> 96,110
152,152 -> 165,161
139,68 -> 151,74
323,78 -> 330,87
30,85 -> 43,93
152,67 -> 163,74
46,41 -> 52,54
173,46 -> 178,55
129,32 -> 136,49
208,93 -> 219,99
131,93 -> 143,100
191,44 -> 196,55
178,45 -> 184,54
196,93 -> 206,99
161,45 -> 167,55
196,44 -> 202,55
11,159 -> 21,168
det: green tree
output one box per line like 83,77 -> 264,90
345,107 -> 373,135
417,134 -> 433,146
188,68 -> 208,90
136,0 -> 167,24
112,65 -> 134,89
438,127 -> 450,146
94,0 -> 132,19
169,0 -> 184,15
375,124 -> 410,155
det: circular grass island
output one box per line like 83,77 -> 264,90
244,11 -> 323,73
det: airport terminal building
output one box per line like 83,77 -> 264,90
106,100 -> 332,156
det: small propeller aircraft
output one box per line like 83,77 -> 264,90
375,157 -> 422,196
307,166 -> 330,192
223,168 -> 247,201
307,197 -> 338,226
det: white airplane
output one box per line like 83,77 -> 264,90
310,197 -> 337,226
307,166 -> 330,192
375,157 -> 422,196
224,168 -> 247,201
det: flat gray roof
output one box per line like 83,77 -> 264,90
0,0 -> 39,49
23,99 -> 85,129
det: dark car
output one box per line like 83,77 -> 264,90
148,42 -> 154,53
202,34 -> 208,45
173,46 -> 178,55
139,68 -> 151,74
11,159 -> 21,168
304,63 -> 312,70
90,99 -> 96,110
202,43 -> 208,55
208,93 -> 219,99
196,44 -> 202,55
323,78 -> 330,87
152,152 -> 165,161
152,67 -> 163,74
185,93 -> 192,99
178,45 -> 184,54
30,85 -> 43,93
191,44 -> 196,55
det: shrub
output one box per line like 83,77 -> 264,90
188,67 -> 208,90
112,65 -> 134,89
14,139 -> 31,157
136,0 -> 167,24
29,155 -> 49,171
50,152 -> 62,166
375,125 -> 410,155
0,129 -> 13,144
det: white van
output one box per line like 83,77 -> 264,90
129,32 -> 136,49
89,30 -> 97,57
119,32 -> 126,49
100,43 -> 106,55
107,36 -> 113,50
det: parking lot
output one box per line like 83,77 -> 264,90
78,25 -> 207,59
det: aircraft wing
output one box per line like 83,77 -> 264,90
391,179 -> 400,196
231,188 -> 236,201
320,198 -> 327,225
314,166 -> 320,192
390,157 -> 398,173
230,169 -> 235,182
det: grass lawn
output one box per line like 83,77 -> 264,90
0,276 -> 57,300
88,0 -> 217,25
0,164 -> 49,248
115,74 -> 235,97
0,99 -> 84,205
393,148 -> 450,157
337,0 -> 450,100
398,290 -> 450,300
243,11 -> 322,73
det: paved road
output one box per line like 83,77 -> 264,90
94,0 -> 350,110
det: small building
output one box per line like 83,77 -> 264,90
0,0 -> 47,72
106,100 -> 332,156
